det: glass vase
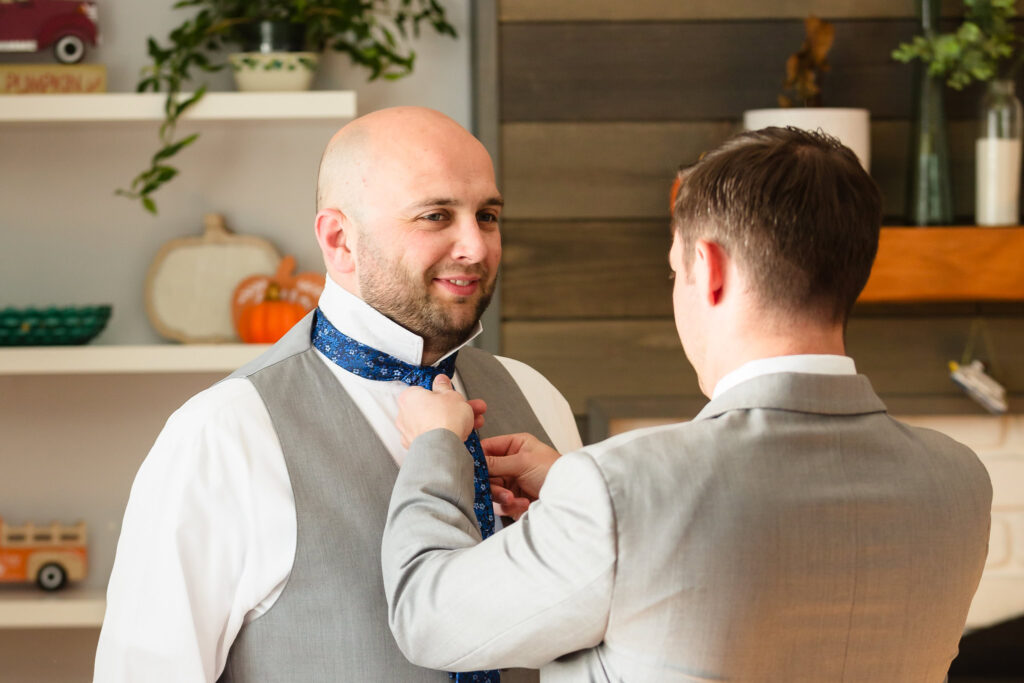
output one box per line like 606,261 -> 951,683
906,0 -> 954,225
975,79 -> 1023,226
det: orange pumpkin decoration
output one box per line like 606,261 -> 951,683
669,175 -> 681,212
232,255 -> 325,343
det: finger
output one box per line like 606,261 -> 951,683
485,453 -> 523,478
400,385 -> 428,399
491,483 -> 514,504
496,498 -> 530,519
474,414 -> 485,431
467,398 -> 487,417
481,433 -> 527,458
432,374 -> 455,392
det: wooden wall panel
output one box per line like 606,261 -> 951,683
500,0 -> 968,22
504,317 -> 1024,413
496,1 -> 1024,420
502,122 -> 734,220
503,319 -> 697,412
502,220 -> 674,319
499,21 -> 993,123
504,121 -> 982,221
501,221 -> 1024,321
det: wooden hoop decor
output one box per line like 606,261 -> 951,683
145,213 -> 281,343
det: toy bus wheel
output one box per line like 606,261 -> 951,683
36,563 -> 67,591
53,35 -> 86,64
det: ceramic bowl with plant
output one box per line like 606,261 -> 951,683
118,0 -> 457,214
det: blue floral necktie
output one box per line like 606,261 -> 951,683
312,309 -> 500,683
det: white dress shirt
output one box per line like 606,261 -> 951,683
94,277 -> 582,683
712,354 -> 857,400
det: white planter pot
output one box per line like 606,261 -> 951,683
743,107 -> 871,171
229,52 -> 319,92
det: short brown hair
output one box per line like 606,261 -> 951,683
672,126 -> 882,325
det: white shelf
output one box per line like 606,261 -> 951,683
0,91 -> 356,122
0,587 -> 105,628
0,344 -> 271,375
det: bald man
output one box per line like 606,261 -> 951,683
95,107 -> 581,683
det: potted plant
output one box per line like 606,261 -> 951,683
893,0 -> 1023,226
743,15 -> 871,170
118,0 -> 457,214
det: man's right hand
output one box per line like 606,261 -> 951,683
482,433 -> 561,519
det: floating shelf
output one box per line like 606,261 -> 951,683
0,587 -> 105,629
0,91 -> 356,122
0,344 -> 270,375
859,226 -> 1024,303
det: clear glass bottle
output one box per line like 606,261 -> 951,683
906,0 -> 954,225
975,78 -> 1023,226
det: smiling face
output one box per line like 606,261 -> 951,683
319,108 -> 503,358
354,174 -> 502,354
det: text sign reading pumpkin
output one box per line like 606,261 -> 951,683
232,255 -> 324,343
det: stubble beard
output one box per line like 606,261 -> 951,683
358,243 -> 495,358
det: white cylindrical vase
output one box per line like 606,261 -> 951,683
743,107 -> 871,171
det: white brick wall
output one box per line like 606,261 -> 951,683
895,414 -> 1024,630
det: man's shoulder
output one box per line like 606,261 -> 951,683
890,417 -> 992,484
137,376 -> 280,495
166,376 -> 268,435
581,419 -> 711,471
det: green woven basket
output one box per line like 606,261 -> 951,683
0,305 -> 112,346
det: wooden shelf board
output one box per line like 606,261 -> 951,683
859,227 -> 1024,303
0,344 -> 271,375
0,91 -> 356,122
0,587 -> 105,628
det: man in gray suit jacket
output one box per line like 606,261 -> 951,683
381,127 -> 993,681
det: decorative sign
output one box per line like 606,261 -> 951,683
0,64 -> 106,94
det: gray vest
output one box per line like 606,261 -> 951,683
219,314 -> 551,682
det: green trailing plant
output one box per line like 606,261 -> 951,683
892,0 -> 1022,90
118,0 -> 456,214
779,15 -> 836,107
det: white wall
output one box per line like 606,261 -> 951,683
0,0 -> 472,345
0,5 -> 472,680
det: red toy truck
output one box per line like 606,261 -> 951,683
0,0 -> 99,64
0,517 -> 87,591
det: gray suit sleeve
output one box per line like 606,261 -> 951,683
382,428 -> 616,671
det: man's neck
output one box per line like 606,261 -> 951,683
702,321 -> 847,396
421,344 -> 452,367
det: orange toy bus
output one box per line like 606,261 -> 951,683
0,517 -> 87,591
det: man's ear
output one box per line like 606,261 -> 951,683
693,239 -> 726,306
314,208 -> 357,275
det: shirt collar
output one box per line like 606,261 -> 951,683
712,354 -> 857,400
317,275 -> 482,367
